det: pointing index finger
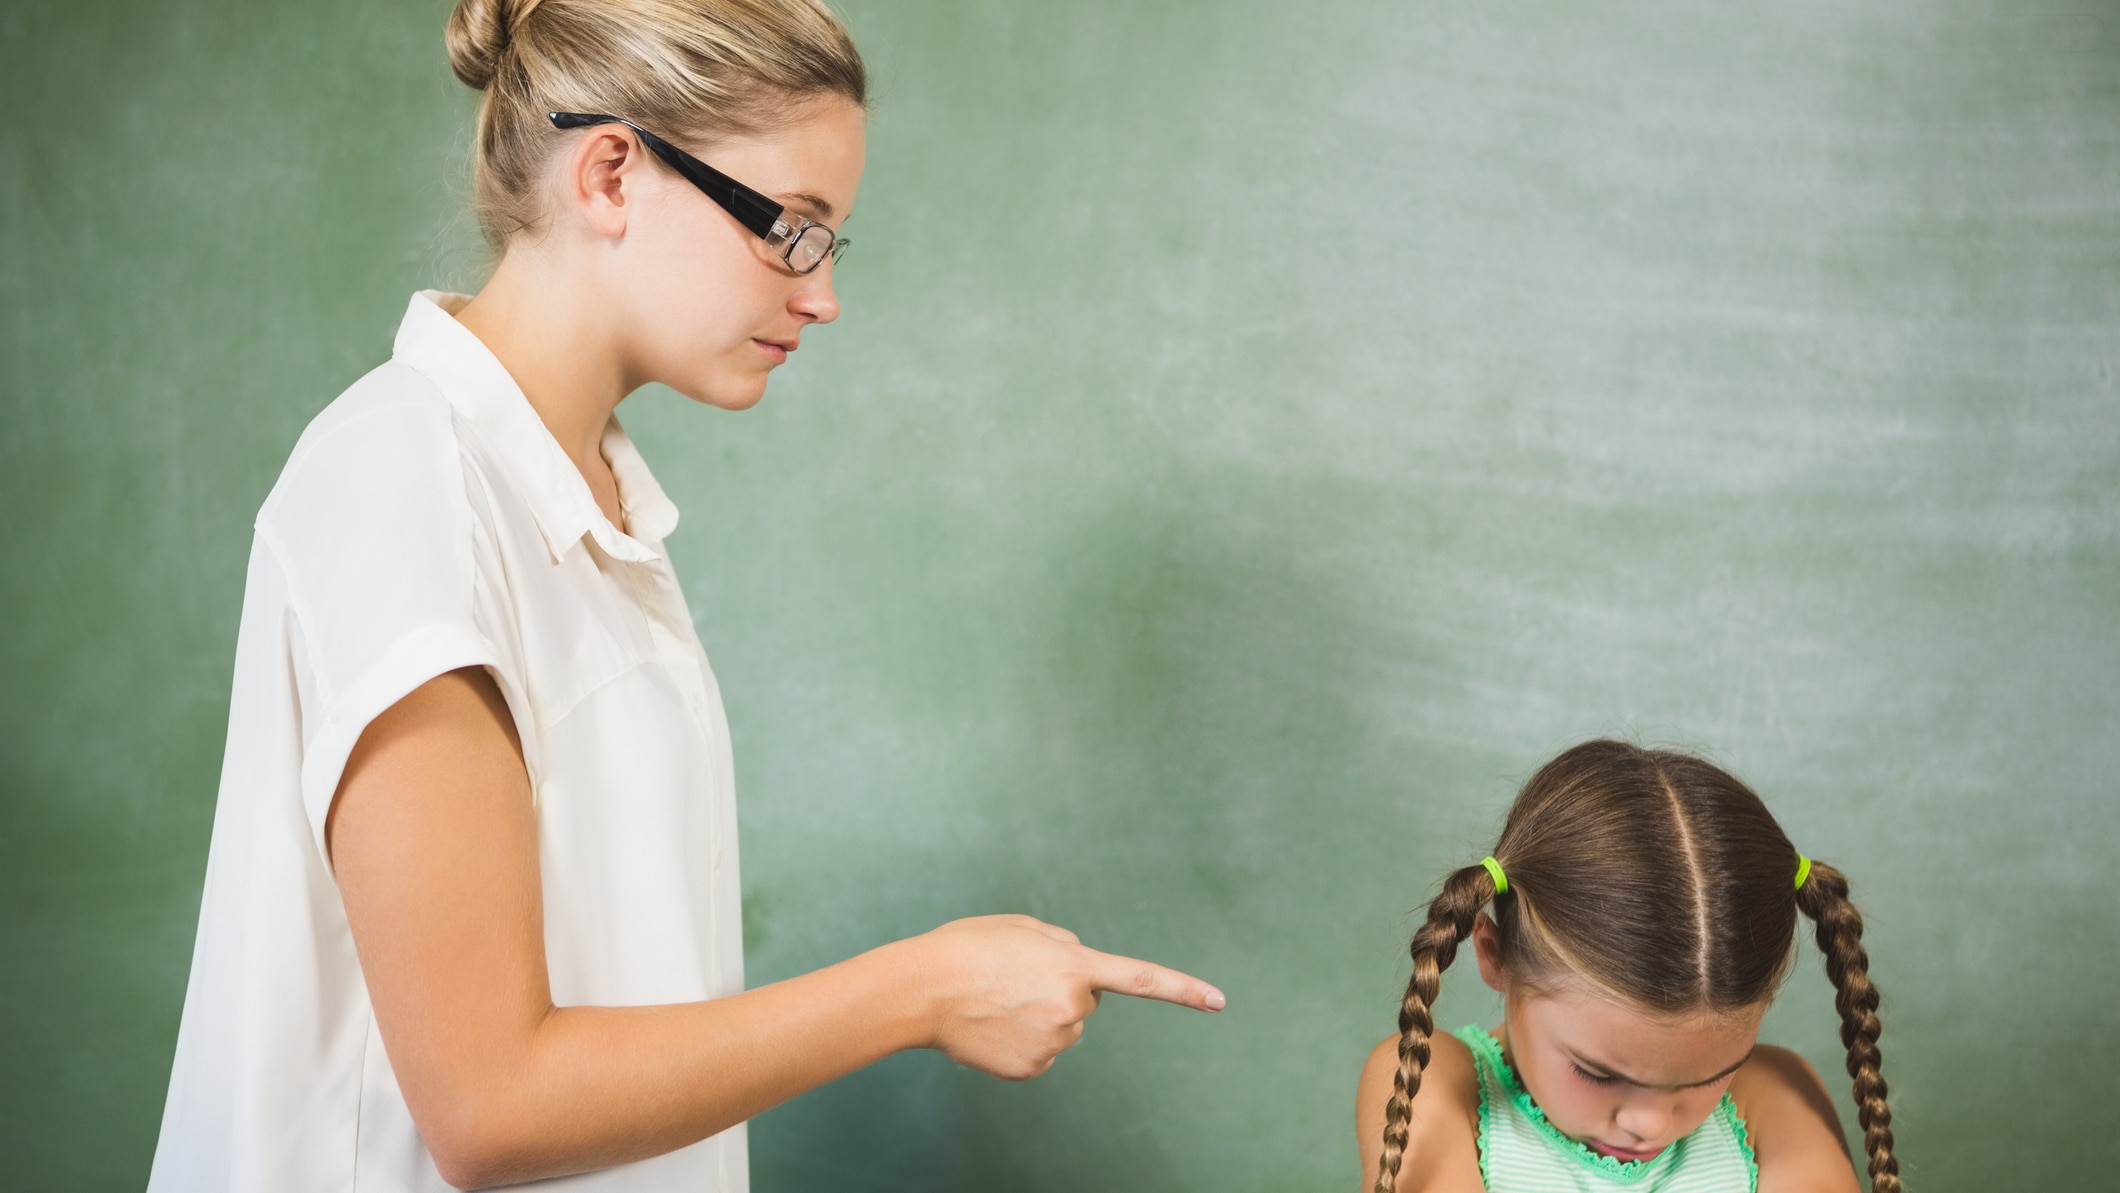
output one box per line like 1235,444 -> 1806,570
1081,948 -> 1227,1012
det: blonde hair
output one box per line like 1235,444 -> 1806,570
443,0 -> 867,246
1373,742 -> 1900,1193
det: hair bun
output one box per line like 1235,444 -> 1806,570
444,0 -> 528,91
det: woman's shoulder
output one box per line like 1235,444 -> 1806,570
258,360 -> 485,553
1357,1028 -> 1484,1192
251,359 -> 504,649
272,360 -> 460,499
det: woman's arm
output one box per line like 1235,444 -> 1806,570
1730,1046 -> 1862,1193
1354,1032 -> 1485,1193
329,667 -> 1222,1190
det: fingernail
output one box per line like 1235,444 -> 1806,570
1204,988 -> 1226,1012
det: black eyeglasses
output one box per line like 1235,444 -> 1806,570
549,111 -> 848,275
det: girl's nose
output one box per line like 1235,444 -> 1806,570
1613,1097 -> 1675,1145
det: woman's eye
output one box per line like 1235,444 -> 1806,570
1572,1064 -> 1621,1086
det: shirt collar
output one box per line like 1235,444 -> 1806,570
391,290 -> 680,564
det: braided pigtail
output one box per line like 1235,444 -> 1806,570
1372,862 -> 1500,1193
1795,860 -> 1901,1193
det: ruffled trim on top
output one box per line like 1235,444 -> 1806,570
1456,1026 -> 1702,1185
1720,1098 -> 1760,1193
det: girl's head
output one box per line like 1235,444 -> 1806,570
443,0 -> 868,408
1372,740 -> 1899,1193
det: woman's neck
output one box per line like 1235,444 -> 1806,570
453,249 -> 635,529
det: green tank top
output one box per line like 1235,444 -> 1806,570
1454,1026 -> 1758,1193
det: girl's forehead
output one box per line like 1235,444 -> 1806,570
1514,984 -> 1763,1088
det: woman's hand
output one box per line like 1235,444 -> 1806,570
901,915 -> 1225,1080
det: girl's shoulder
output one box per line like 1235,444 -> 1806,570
1727,1044 -> 1835,1124
1729,1046 -> 1863,1193
1357,1029 -> 1484,1192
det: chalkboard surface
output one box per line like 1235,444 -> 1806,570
3,0 -> 2116,1188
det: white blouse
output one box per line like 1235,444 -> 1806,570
148,292 -> 749,1192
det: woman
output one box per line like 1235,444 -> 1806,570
147,1 -> 1223,1189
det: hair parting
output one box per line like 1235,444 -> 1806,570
1372,861 -> 1501,1193
1797,859 -> 1902,1193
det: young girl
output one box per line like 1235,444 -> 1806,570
148,2 -> 1220,1189
1356,741 -> 1899,1193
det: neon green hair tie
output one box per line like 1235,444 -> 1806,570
1480,855 -> 1509,895
1794,854 -> 1812,890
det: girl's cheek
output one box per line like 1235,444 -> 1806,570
1688,1089 -> 1728,1127
1539,1084 -> 1609,1136
1651,1091 -> 1721,1143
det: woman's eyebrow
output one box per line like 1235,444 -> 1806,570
1571,1048 -> 1755,1089
776,191 -> 836,221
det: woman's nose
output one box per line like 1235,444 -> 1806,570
790,266 -> 840,325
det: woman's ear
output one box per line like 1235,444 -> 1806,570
564,127 -> 645,239
1472,912 -> 1507,993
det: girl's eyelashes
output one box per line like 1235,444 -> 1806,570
1568,1061 -> 1743,1091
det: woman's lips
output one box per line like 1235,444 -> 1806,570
754,338 -> 795,364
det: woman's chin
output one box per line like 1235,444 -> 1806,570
672,372 -> 770,412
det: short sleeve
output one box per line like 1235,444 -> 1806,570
256,376 -> 527,867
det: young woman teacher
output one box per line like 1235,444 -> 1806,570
146,1 -> 1224,1188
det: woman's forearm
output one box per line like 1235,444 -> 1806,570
420,942 -> 934,1189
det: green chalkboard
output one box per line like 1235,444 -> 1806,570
3,0 -> 2117,1188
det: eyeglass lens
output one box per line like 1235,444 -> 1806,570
783,223 -> 845,274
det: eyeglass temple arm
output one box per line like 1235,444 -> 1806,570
547,112 -> 785,240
